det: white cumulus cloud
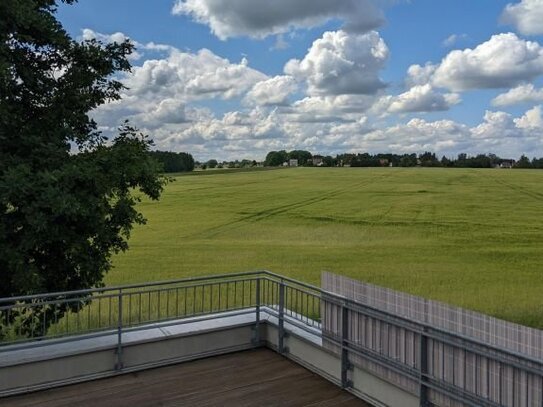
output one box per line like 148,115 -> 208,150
81,28 -> 176,62
285,30 -> 388,96
92,45 -> 267,132
515,105 -> 543,128
432,33 -> 543,91
172,0 -> 388,40
244,76 -> 297,106
405,63 -> 437,87
385,84 -> 460,113
492,83 -> 543,106
501,0 -> 543,36
125,49 -> 266,101
442,33 -> 468,48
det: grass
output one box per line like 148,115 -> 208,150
109,167 -> 543,328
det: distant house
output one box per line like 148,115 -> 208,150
289,159 -> 299,167
311,155 -> 324,166
499,161 -> 514,169
379,158 -> 389,167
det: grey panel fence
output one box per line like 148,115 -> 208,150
322,271 -> 543,407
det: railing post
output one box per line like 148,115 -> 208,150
253,278 -> 261,346
420,328 -> 430,407
341,303 -> 352,388
115,289 -> 123,371
278,279 -> 285,353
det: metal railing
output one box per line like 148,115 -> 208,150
1,271 -> 543,407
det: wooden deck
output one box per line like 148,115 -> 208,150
3,349 -> 370,406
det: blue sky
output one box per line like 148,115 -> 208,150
58,0 -> 543,160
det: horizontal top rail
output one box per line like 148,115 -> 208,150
0,270 -> 320,304
0,270 -> 268,303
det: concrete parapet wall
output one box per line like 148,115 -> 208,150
1,308 -> 421,407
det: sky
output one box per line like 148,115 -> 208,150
57,0 -> 543,161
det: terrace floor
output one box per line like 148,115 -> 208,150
3,349 -> 369,406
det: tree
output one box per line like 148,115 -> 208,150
265,150 -> 288,166
206,159 -> 218,169
399,154 -> 417,167
288,150 -> 312,166
419,151 -> 440,167
149,151 -> 194,173
0,0 -> 165,337
515,155 -> 532,168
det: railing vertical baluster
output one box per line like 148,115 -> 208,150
209,285 -> 212,313
157,289 -> 161,320
41,303 -> 45,337
192,286 -> 195,315
176,288 -> 179,317
305,293 -> 309,323
148,291 -> 151,321
253,278 -> 261,346
201,285 -> 205,314
183,287 -> 187,316
87,300 -> 91,330
234,281 -> 238,309
98,297 -> 101,328
115,289 -> 123,371
341,303 -> 352,388
226,282 -> 229,310
420,328 -> 430,406
218,283 -> 222,312
76,300 -> 80,332
278,280 -> 285,354
166,288 -> 170,318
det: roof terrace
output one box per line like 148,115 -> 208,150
1,271 -> 543,406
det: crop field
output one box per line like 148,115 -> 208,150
110,167 -> 543,328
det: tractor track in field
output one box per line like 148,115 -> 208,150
295,213 -> 543,231
485,173 -> 543,202
186,171 -> 398,239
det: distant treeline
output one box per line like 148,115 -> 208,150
264,150 -> 334,166
152,149 -> 543,172
149,151 -> 195,173
341,152 -> 543,168
263,150 -> 543,169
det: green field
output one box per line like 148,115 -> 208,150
110,168 -> 543,328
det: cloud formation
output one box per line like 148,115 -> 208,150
91,39 -> 267,131
492,83 -> 543,106
172,0 -> 387,39
501,0 -> 543,36
86,28 -> 543,161
285,30 -> 389,96
471,107 -> 543,157
384,84 -> 460,113
81,28 -> 175,61
432,33 -> 543,91
442,33 -> 468,48
244,76 -> 297,106
126,49 -> 266,101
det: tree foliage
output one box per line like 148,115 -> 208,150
206,159 -> 218,169
149,151 -> 195,173
0,0 -> 165,336
265,150 -> 288,166
287,150 -> 312,166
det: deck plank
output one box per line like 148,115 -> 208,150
2,349 -> 370,406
